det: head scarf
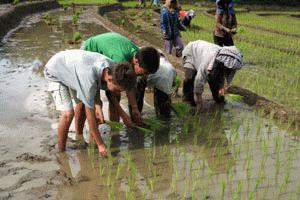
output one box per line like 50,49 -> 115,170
216,0 -> 235,15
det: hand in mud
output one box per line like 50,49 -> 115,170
98,144 -> 107,157
219,88 -> 225,97
131,108 -> 143,125
195,102 -> 203,115
122,114 -> 134,128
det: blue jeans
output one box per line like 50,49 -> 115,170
164,36 -> 184,57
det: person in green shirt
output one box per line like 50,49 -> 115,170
83,32 -> 160,125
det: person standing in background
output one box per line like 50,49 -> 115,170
213,0 -> 237,46
160,0 -> 185,57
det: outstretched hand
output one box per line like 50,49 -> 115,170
98,144 -> 107,157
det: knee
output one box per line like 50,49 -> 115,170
61,110 -> 74,122
184,68 -> 196,83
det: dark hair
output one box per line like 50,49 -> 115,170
111,62 -> 137,91
135,47 -> 160,74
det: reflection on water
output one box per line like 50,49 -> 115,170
0,7 -> 108,124
1,7 -> 300,200
57,97 -> 300,200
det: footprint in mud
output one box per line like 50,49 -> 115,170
16,153 -> 51,163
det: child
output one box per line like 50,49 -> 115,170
160,0 -> 185,57
44,49 -> 136,156
83,32 -> 160,122
182,40 -> 243,111
135,50 -> 176,118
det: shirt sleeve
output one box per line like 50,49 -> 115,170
74,67 -> 98,109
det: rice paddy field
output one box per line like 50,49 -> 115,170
178,6 -> 300,113
0,1 -> 300,199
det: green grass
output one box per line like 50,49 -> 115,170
179,5 -> 300,112
58,0 -> 117,5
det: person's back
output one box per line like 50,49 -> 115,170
183,40 -> 220,73
84,32 -> 139,63
45,49 -> 112,108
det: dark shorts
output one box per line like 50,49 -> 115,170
183,61 -> 225,105
132,77 -> 172,118
213,34 -> 234,47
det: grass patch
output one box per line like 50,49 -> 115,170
58,0 -> 117,5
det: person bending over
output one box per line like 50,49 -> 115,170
182,40 -> 243,111
44,49 -> 136,156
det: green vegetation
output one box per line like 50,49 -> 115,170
171,102 -> 192,118
180,6 -> 300,112
12,0 -> 19,5
42,13 -> 55,25
58,0 -> 117,5
73,31 -> 82,42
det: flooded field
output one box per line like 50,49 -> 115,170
0,5 -> 300,200
0,7 -> 108,199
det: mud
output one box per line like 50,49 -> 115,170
227,86 -> 300,129
0,7 -> 108,199
0,3 -> 300,199
0,0 -> 60,40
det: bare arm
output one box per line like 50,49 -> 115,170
109,93 -> 134,128
85,106 -> 107,156
94,90 -> 105,124
194,94 -> 203,113
215,14 -> 230,33
126,89 -> 142,124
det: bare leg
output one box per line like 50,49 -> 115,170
58,110 -> 74,151
74,102 -> 86,136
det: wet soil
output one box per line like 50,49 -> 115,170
101,5 -> 300,128
0,7 -> 108,199
1,4 -> 300,200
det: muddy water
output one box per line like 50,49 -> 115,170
0,7 -> 108,199
1,6 -> 300,200
57,92 -> 300,200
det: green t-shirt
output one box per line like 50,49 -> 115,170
84,32 -> 139,63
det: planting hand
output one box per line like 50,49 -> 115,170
231,28 -> 237,35
219,88 -> 225,96
95,104 -> 105,124
122,114 -> 134,128
98,144 -> 107,157
131,108 -> 142,125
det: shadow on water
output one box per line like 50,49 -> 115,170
57,91 -> 300,200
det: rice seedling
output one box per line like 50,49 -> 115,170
99,162 -> 106,176
116,162 -> 122,179
134,126 -> 153,135
171,102 -> 192,118
72,31 -> 81,43
248,191 -> 255,200
225,94 -> 244,102
297,182 -> 300,197
172,75 -> 182,96
233,181 -> 242,200
220,181 -> 226,199
143,117 -> 165,132
106,121 -> 124,132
